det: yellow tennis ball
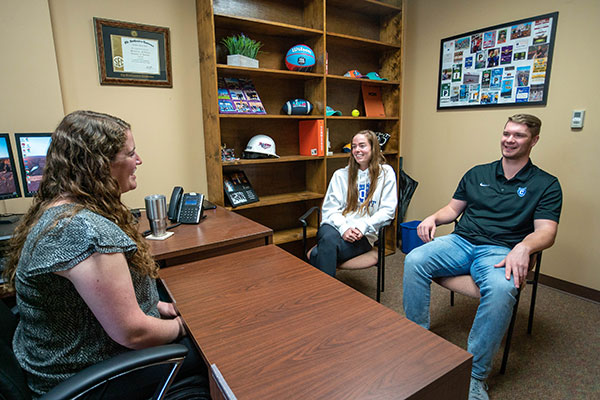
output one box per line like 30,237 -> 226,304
352,109 -> 360,117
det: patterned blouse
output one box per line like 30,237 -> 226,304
13,204 -> 159,397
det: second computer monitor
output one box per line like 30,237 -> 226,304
0,133 -> 22,200
15,133 -> 52,197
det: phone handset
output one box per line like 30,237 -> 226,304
168,186 -> 204,224
168,186 -> 183,222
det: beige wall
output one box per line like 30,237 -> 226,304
402,0 -> 600,290
1,0 -> 206,213
0,1 -> 64,214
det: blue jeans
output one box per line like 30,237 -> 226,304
403,234 -> 518,380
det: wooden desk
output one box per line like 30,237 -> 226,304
161,245 -> 472,399
139,206 -> 272,266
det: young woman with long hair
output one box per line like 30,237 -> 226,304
309,130 -> 397,276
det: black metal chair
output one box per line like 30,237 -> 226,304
299,206 -> 390,302
432,251 -> 543,374
0,300 -> 188,400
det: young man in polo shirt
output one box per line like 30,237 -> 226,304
402,114 -> 562,400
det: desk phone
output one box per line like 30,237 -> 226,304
168,187 -> 205,224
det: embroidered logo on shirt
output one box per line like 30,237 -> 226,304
479,182 -> 490,187
517,187 -> 527,197
358,182 -> 370,203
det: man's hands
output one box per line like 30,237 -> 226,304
342,227 -> 364,242
416,199 -> 466,243
494,244 -> 531,288
417,216 -> 437,243
495,220 -> 558,288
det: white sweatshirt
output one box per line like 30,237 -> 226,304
321,164 -> 398,245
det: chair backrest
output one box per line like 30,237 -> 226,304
0,301 -> 32,400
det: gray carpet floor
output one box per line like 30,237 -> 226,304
335,251 -> 600,399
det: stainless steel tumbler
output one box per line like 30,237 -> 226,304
145,194 -> 168,237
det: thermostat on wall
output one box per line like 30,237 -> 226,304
571,110 -> 585,129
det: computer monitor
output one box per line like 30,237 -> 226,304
0,134 -> 22,200
14,133 -> 52,197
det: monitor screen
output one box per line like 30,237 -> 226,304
15,133 -> 52,197
0,134 -> 21,200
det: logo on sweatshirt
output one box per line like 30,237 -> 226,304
358,183 -> 370,203
517,187 -> 527,197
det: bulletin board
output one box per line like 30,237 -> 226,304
437,12 -> 558,109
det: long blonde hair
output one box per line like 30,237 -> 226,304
3,111 -> 157,288
343,130 -> 386,216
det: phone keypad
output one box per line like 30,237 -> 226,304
180,208 -> 200,223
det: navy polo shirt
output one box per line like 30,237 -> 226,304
453,159 -> 562,249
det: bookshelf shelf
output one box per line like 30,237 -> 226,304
326,32 -> 402,50
327,0 -> 402,16
214,14 -> 323,37
326,116 -> 398,121
223,155 -> 324,166
217,65 -> 323,80
224,191 -> 324,211
274,226 -> 318,245
326,75 -> 400,85
220,114 -> 323,119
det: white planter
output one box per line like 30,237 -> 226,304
227,54 -> 259,68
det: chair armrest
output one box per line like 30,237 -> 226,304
42,343 -> 188,400
298,206 -> 321,227
299,207 -> 321,262
375,221 -> 392,246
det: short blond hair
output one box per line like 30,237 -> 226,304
507,114 -> 541,136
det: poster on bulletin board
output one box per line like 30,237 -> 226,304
437,12 -> 558,110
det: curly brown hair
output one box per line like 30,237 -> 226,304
3,110 -> 157,288
343,130 -> 386,216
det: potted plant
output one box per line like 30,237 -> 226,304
221,33 -> 263,68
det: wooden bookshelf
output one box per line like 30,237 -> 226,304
196,0 -> 404,255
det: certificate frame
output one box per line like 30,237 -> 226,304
94,18 -> 172,87
437,12 -> 558,110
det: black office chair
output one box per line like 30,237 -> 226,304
299,206 -> 390,302
0,300 -> 188,400
432,251 -> 543,374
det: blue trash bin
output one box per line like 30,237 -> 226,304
400,220 -> 425,254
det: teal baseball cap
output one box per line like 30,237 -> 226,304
326,106 -> 342,116
363,72 -> 388,81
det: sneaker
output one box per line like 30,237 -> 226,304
469,377 -> 489,400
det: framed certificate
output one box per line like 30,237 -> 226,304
94,18 -> 172,87
437,12 -> 558,109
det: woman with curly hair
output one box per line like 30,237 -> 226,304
309,130 -> 397,276
3,110 -> 207,398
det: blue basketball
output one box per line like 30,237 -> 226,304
285,44 -> 315,72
